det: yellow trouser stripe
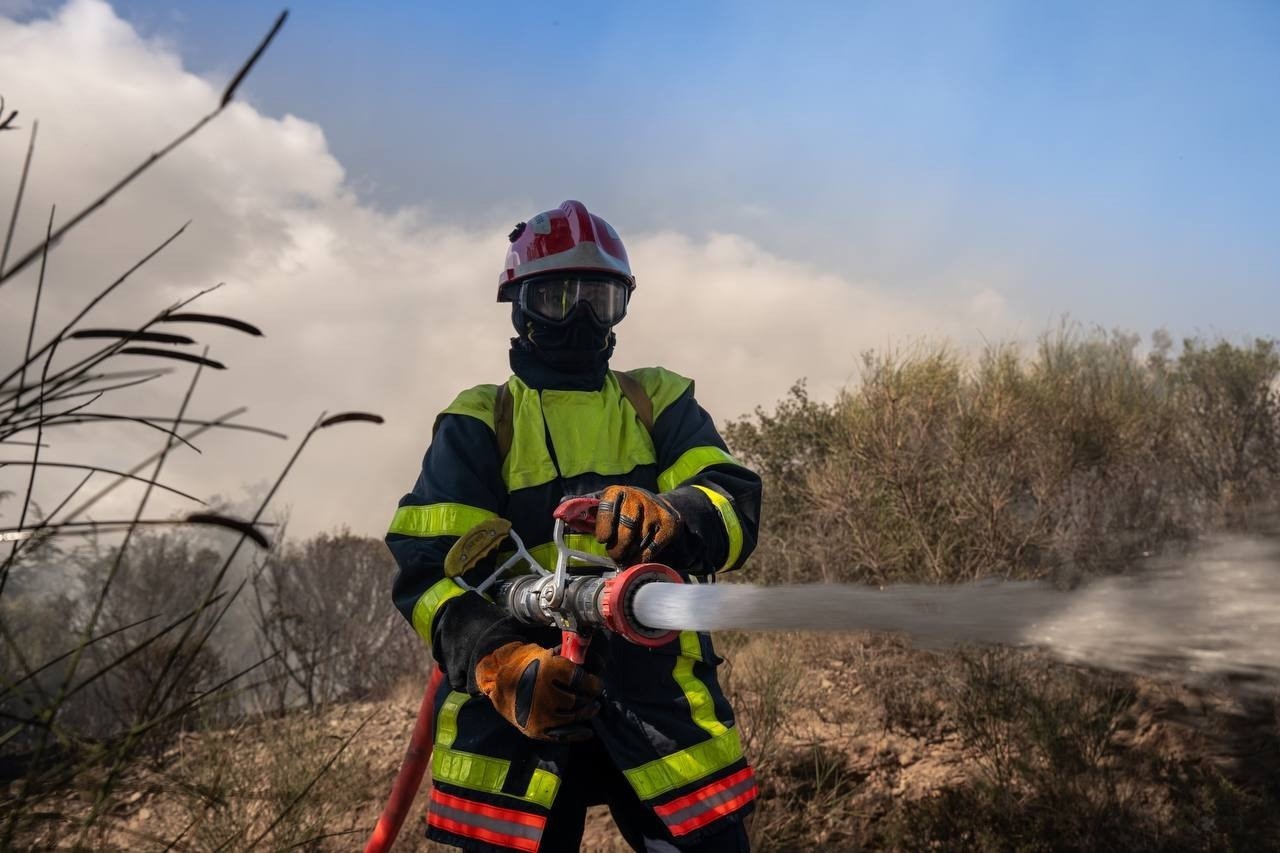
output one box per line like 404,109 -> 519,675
674,631 -> 729,739
692,485 -> 744,570
623,726 -> 746,800
433,690 -> 560,807
658,445 -> 742,492
437,690 -> 467,748
388,503 -> 497,538
410,577 -> 467,643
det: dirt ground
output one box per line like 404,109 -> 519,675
24,632 -> 1280,851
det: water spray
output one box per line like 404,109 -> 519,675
489,498 -> 1280,693
633,534 -> 1280,691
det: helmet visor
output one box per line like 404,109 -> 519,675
521,276 -> 630,326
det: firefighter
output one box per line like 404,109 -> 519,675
387,200 -> 762,852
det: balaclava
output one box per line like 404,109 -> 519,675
510,300 -> 617,373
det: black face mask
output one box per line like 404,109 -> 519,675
512,302 -> 616,371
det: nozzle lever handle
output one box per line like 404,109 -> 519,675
561,630 -> 590,665
554,496 -> 600,534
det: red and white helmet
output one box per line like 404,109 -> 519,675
498,200 -> 634,301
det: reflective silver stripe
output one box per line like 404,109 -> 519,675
429,801 -> 542,843
659,775 -> 757,828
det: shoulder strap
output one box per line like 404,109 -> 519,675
494,382 -> 514,460
614,370 -> 654,433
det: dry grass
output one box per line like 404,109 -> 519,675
165,711 -> 381,851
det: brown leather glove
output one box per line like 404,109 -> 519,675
595,485 -> 683,566
474,642 -> 603,741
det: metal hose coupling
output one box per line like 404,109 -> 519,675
495,563 -> 683,647
600,563 -> 683,647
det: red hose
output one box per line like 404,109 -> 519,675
365,664 -> 443,853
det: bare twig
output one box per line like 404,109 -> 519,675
1,517 -> 273,544
160,312 -> 264,337
73,352 -> 217,831
0,462 -> 204,506
3,388 -> 105,431
1,411 -> 203,454
2,207 -> 56,598
0,96 -> 18,131
282,828 -> 365,850
1,120 -> 36,274
0,281 -> 231,417
19,653 -> 278,824
66,352 -> 211,672
0,222 -> 190,396
16,371 -> 168,407
14,204 -> 52,410
118,347 -> 226,370
161,815 -> 199,852
63,407 -> 252,522
68,328 -> 196,345
10,413 -> 283,441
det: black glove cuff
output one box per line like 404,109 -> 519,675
432,590 -> 560,693
662,485 -> 729,574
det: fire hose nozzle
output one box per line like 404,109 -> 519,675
496,563 -> 683,648
600,563 -> 683,647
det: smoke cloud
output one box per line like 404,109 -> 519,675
0,0 -> 1023,538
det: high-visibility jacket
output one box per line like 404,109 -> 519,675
386,365 -> 763,851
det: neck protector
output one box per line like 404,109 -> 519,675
510,303 -> 616,378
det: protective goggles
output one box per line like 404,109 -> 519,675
517,275 -> 630,326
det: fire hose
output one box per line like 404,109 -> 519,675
365,497 -> 683,852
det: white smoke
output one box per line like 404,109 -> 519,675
0,1 -> 1023,540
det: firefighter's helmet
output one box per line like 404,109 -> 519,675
498,200 -> 635,298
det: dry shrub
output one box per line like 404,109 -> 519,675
72,534 -> 228,741
251,530 -> 420,712
726,328 -> 1280,587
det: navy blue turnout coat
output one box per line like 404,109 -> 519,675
387,358 -> 762,851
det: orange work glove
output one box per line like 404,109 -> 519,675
474,642 -> 603,741
595,485 -> 683,566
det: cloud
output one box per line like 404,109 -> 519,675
0,0 -> 1023,540
621,232 -> 1021,417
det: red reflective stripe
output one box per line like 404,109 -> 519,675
431,788 -> 546,830
427,813 -> 539,853
654,767 -> 755,817
666,784 -> 758,837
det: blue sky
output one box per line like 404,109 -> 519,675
7,0 -> 1279,336
86,0 -> 1279,337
